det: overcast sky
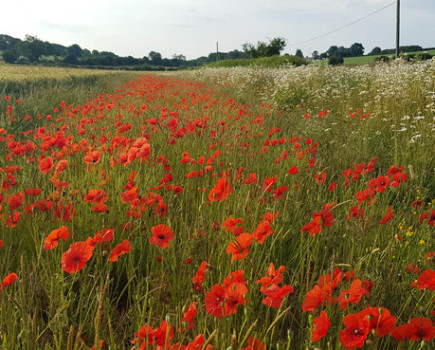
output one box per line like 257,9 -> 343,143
1,0 -> 434,60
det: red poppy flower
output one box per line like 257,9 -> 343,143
328,181 -> 337,192
302,269 -> 343,312
420,209 -> 435,226
226,233 -> 253,262
391,317 -> 435,343
312,311 -> 330,342
261,283 -> 294,307
405,263 -> 420,275
205,284 -> 226,318
181,302 -> 198,329
262,175 -> 277,192
43,226 -> 70,250
2,174 -> 17,190
336,279 -> 370,310
84,189 -> 108,204
252,220 -> 275,244
256,262 -> 285,290
412,269 -> 435,290
208,176 -> 233,202
346,206 -> 364,221
83,150 -> 102,164
339,314 -> 370,350
5,211 -> 20,227
356,306 -> 396,337
8,192 -> 24,209
244,173 -> 258,184
242,337 -> 265,350
108,239 -> 132,262
224,281 -> 248,315
149,224 -> 174,248
261,211 -> 279,222
379,206 -> 394,224
301,216 -> 323,237
61,241 -> 93,273
38,157 -> 53,175
92,203 -> 108,213
288,166 -> 298,175
180,152 -> 191,164
368,175 -> 391,193
3,272 -> 18,287
222,217 -> 244,235
312,205 -> 335,228
193,261 -> 207,291
86,228 -> 114,248
25,188 -> 42,196
55,160 -> 68,174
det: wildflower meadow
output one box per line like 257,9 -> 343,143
0,59 -> 434,349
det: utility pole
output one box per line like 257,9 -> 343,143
396,0 -> 400,59
216,41 -> 219,62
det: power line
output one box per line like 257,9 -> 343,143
287,1 -> 397,47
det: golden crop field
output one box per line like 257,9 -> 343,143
0,64 -> 122,81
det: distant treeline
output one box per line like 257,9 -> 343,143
2,34 -> 432,70
0,34 -> 250,70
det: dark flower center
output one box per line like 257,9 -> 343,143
353,328 -> 363,335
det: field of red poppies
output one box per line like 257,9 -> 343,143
0,61 -> 434,349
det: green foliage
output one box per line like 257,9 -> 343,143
0,34 -> 20,50
295,49 -> 304,58
368,46 -> 382,55
67,44 -> 83,58
242,37 -> 287,58
1,49 -> 18,63
324,43 -> 365,58
350,43 -> 365,56
381,45 -> 423,55
375,55 -> 391,63
206,55 -> 307,68
328,56 -> 344,65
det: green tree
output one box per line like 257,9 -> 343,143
0,34 -> 21,50
242,37 -> 286,58
368,47 -> 382,55
148,51 -> 162,65
312,50 -> 319,59
295,49 -> 304,58
68,44 -> 83,58
172,54 -> 186,61
242,43 -> 258,58
63,55 -> 78,65
16,35 -> 45,62
327,45 -> 338,57
267,37 -> 286,56
1,49 -> 18,63
350,43 -> 364,57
